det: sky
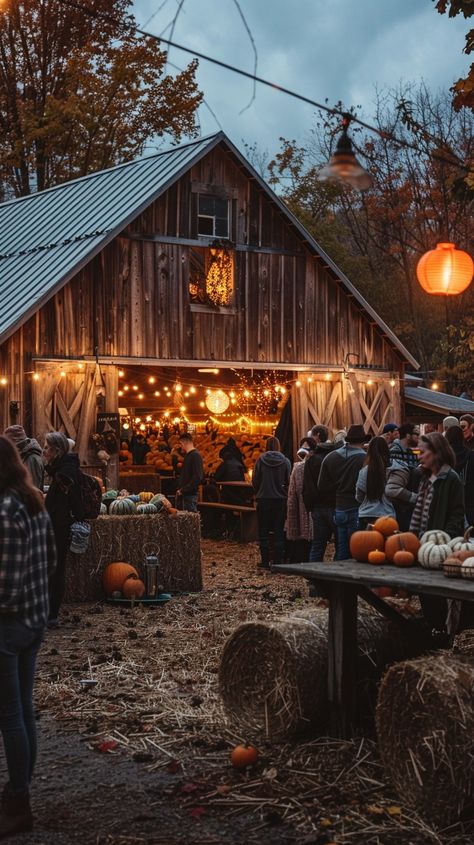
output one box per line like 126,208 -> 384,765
131,0 -> 471,157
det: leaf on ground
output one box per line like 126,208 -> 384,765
188,806 -> 206,819
387,805 -> 402,815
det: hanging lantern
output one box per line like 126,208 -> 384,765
206,249 -> 234,306
205,389 -> 230,414
318,116 -> 373,191
416,242 -> 473,296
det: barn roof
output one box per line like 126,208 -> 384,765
404,385 -> 474,415
0,131 -> 418,366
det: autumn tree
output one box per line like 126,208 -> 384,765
0,0 -> 202,197
435,0 -> 474,111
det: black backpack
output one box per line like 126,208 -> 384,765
78,472 -> 102,519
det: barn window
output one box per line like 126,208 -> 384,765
197,194 -> 229,238
189,245 -> 234,308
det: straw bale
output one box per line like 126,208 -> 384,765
376,653 -> 474,825
65,513 -> 201,601
453,627 -> 474,657
219,607 -> 425,740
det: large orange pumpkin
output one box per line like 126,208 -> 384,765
372,516 -> 399,538
103,562 -> 139,596
385,532 -> 420,563
350,529 -> 385,562
122,577 -> 146,599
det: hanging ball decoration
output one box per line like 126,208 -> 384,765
416,242 -> 473,296
205,389 -> 230,415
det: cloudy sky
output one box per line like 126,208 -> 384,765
132,0 -> 470,156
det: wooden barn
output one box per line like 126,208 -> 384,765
0,131 -> 417,481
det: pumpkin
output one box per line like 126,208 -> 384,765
385,532 -> 421,563
393,550 -> 415,567
367,549 -> 386,565
372,516 -> 399,538
418,541 -> 451,570
118,489 -> 130,498
420,530 -> 451,545
448,527 -> 474,553
103,562 -> 139,595
128,494 -> 141,503
230,744 -> 259,769
102,489 -> 118,501
100,502 -> 107,515
136,503 -> 158,514
349,528 -> 385,562
461,558 -> 474,580
122,577 -> 146,599
139,491 -> 155,503
375,587 -> 394,598
452,549 -> 474,562
443,557 -> 463,578
167,507 -> 178,516
109,497 -> 137,515
149,493 -> 172,512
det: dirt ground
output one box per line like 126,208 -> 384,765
2,540 -> 473,845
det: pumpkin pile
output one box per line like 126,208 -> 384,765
350,518 -> 420,567
101,490 -> 177,516
102,561 -> 146,599
144,432 -> 266,476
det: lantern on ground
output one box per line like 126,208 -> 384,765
318,115 -> 373,191
416,243 -> 473,296
205,389 -> 230,414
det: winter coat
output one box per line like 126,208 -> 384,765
303,443 -> 337,510
252,451 -> 291,500
450,443 -> 474,525
410,467 -> 464,539
17,437 -> 44,491
356,465 -> 396,519
45,453 -> 84,532
317,445 -> 366,510
286,461 -> 313,541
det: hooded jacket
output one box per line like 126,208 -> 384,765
252,451 -> 291,500
303,442 -> 337,510
317,444 -> 366,510
17,437 -> 44,491
45,453 -> 84,530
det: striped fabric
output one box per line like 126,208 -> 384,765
409,478 -> 435,537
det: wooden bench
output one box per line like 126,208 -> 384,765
197,501 -> 258,543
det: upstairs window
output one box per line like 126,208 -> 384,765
198,194 -> 229,238
189,245 -> 234,308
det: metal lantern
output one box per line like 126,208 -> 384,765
416,242 -> 474,296
205,389 -> 230,414
318,117 -> 373,191
144,553 -> 164,597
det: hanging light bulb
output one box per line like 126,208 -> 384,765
154,390 -> 161,397
118,390 -> 124,397
123,385 -> 129,392
417,243 -> 473,295
190,386 -> 196,394
33,373 -> 40,381
118,370 -> 125,378
138,393 -> 144,399
390,378 -> 396,388
318,115 -> 373,191
132,385 -> 138,391
296,380 -> 301,388
148,376 -> 156,384
175,383 -> 182,392
431,382 -> 439,391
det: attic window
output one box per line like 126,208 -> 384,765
189,245 -> 234,308
197,194 -> 229,238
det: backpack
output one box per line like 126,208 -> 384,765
78,472 -> 102,519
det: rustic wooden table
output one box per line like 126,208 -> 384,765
272,560 -> 474,738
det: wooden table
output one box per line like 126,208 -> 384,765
272,560 -> 474,738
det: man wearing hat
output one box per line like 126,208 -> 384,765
317,424 -> 368,560
382,422 -> 400,445
4,425 -> 44,490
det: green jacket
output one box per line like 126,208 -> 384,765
426,468 -> 465,538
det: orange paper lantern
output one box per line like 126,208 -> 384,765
417,242 -> 473,296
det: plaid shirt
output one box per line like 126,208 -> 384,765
390,441 -> 419,469
0,493 -> 56,629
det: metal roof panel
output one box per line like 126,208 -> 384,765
404,386 -> 474,414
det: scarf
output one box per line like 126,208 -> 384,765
409,476 -> 435,537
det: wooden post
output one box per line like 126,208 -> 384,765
103,365 -> 119,490
327,582 -> 358,738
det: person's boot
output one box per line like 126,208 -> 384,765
0,787 -> 33,839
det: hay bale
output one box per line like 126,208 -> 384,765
376,654 -> 474,825
453,627 -> 474,657
65,513 -> 201,601
219,609 -> 425,740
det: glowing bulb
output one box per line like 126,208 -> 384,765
138,393 -> 144,399
78,363 -> 84,370
175,383 -> 182,392
264,389 -> 270,397
148,376 -> 156,384
296,380 -> 301,388
307,376 -> 313,383
325,373 -> 331,381
133,385 -> 138,391
154,390 -> 160,397
118,370 -> 125,377
60,370 -> 66,378
184,391 -> 189,397
390,379 -> 396,388
367,379 -> 373,386
206,388 -> 211,395
146,415 -> 152,422
432,382 -> 439,390
190,386 -> 196,394
281,387 -> 286,394
229,390 -> 235,398
200,401 -> 205,408
118,390 -> 124,397
0,377 -> 7,386
139,423 -> 146,431
33,373 -> 40,381
123,422 -> 130,430
231,399 -> 236,405
180,405 -> 186,412
164,412 -> 170,418
123,385 -> 129,392
243,389 -> 250,398
134,417 -> 141,423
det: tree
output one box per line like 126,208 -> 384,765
435,0 -> 474,111
0,0 -> 202,196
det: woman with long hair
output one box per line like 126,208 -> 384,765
0,435 -> 56,836
355,436 -> 396,528
410,432 -> 467,633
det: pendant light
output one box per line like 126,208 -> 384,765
417,242 -> 473,296
318,115 -> 373,191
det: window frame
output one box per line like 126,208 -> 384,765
197,193 -> 230,240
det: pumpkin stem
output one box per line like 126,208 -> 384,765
464,526 -> 473,541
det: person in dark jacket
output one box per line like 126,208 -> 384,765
4,426 -> 44,491
252,436 -> 291,568
317,424 -> 368,560
303,426 -> 336,561
446,425 -> 474,526
214,450 -> 247,505
0,436 -> 56,838
177,433 -> 204,512
410,432 -> 470,632
130,433 -> 149,465
43,432 -> 83,627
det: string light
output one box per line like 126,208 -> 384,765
296,380 -> 301,387
139,423 -> 146,431
367,379 -> 373,386
123,385 -> 129,392
431,382 -> 439,390
390,378 -> 396,387
138,393 -> 144,399
154,390 -> 161,397
325,373 -> 331,381
200,401 -> 205,408
148,376 -> 156,384
180,405 -> 186,412
146,415 -> 152,422
118,390 -> 124,397
60,370 -> 66,377
33,373 -> 40,381
0,377 -> 7,386
175,383 -> 182,392
123,422 -> 130,430
190,386 -> 196,394
78,363 -> 84,370
134,417 -> 141,423
133,384 -> 138,391
118,370 -> 125,377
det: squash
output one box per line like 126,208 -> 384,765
393,550 -> 415,567
367,549 -> 386,565
461,558 -> 474,580
452,549 -> 474,563
349,528 -> 385,562
420,530 -> 451,545
230,744 -> 259,769
448,527 -> 474,554
136,503 -> 158,514
102,489 -> 118,501
103,562 -> 139,595
138,491 -> 155,503
122,577 -> 146,599
385,532 -> 420,563
150,494 -> 172,512
443,557 -> 463,578
100,502 -> 107,515
418,541 -> 451,569
109,497 -> 137,515
128,494 -> 140,503
372,516 -> 399,538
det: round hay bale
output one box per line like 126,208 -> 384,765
376,654 -> 474,825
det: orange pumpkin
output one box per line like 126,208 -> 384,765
350,529 -> 385,562
375,587 -> 394,598
167,507 -> 178,515
393,550 -> 415,567
385,532 -> 420,563
372,516 -> 399,537
230,744 -> 259,769
122,577 -> 146,599
103,562 -> 139,596
368,549 -> 386,565
452,549 -> 474,562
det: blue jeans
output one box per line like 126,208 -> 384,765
334,507 -> 359,560
181,494 -> 198,513
0,618 -> 43,795
310,508 -> 335,561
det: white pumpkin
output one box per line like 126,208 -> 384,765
449,527 -> 474,553
420,530 -> 451,546
418,541 -> 451,570
461,557 -> 474,580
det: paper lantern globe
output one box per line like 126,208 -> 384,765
417,242 -> 473,296
205,389 -> 230,415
